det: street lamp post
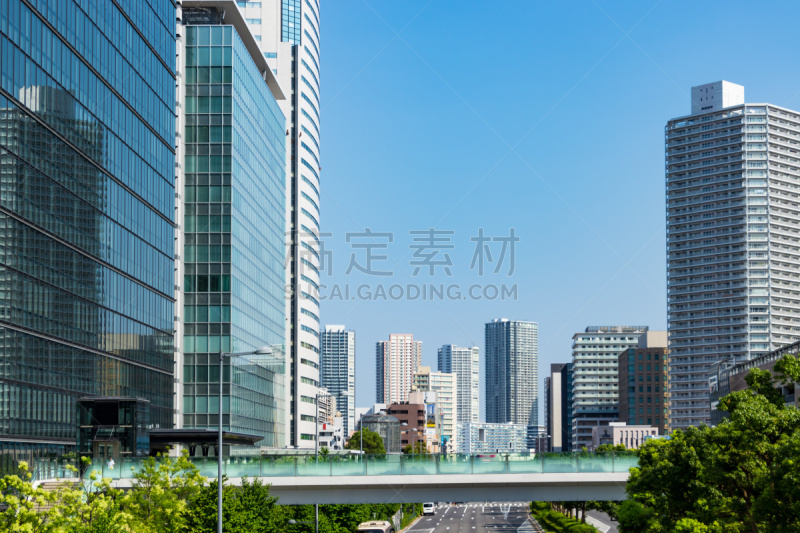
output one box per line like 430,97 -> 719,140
400,423 -> 419,455
314,391 -> 333,533
217,346 -> 273,533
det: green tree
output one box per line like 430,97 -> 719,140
595,443 -> 628,452
184,477 -> 284,533
123,452 -> 205,533
401,441 -> 426,454
621,353 -> 800,532
284,503 -> 401,533
345,428 -> 386,455
0,459 -> 135,533
0,461 -> 59,532
616,500 -> 655,533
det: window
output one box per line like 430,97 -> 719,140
264,52 -> 277,58
246,18 -> 261,24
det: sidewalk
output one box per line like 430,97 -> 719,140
399,514 -> 423,533
525,505 -> 546,533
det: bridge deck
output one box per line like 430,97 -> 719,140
32,453 -> 637,503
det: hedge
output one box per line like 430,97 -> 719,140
530,502 -> 598,533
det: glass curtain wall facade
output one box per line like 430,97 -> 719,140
240,0 -> 323,448
320,325 -> 355,434
0,0 -> 176,453
179,21 -> 286,447
484,319 -> 539,426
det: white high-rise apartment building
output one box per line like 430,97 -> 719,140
320,325 -> 355,435
240,0 -> 322,446
667,81 -> 800,430
413,366 -> 458,450
438,345 -> 480,423
376,334 -> 422,404
570,326 -> 648,451
484,319 -> 539,426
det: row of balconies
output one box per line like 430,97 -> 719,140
667,128 -> 743,145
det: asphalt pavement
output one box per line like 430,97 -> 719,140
585,510 -> 617,533
406,502 -> 534,533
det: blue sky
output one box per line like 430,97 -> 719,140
316,0 -> 800,418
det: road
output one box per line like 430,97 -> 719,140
585,510 -> 617,533
407,502 -> 536,533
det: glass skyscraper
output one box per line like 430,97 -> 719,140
240,0 -> 323,448
484,319 -> 539,426
175,7 -> 287,448
320,325 -> 355,435
0,1 -> 176,458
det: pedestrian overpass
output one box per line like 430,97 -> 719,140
33,453 -> 636,504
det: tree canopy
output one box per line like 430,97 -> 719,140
345,428 -> 386,455
0,452 -> 408,533
620,353 -> 800,532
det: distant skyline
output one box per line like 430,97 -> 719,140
318,0 -> 800,419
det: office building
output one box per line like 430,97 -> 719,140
618,332 -> 669,434
240,0 -> 323,448
413,367 -> 457,451
321,325 -> 355,435
571,326 -> 648,450
438,344 -> 480,423
545,363 -> 572,452
590,422 -> 658,451
667,81 -> 800,429
175,5 -> 287,448
709,339 -> 800,425
376,334 -> 422,404
485,319 -> 539,426
544,376 -> 551,442
0,1 -> 176,458
386,396 -> 427,451
456,422 -> 529,455
526,424 -> 545,451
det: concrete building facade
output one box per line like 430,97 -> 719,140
456,422 -> 529,455
618,332 -> 669,434
413,367 -> 457,451
590,422 -> 658,451
709,339 -> 800,425
376,334 -> 422,404
545,363 -> 572,452
571,326 -> 648,450
438,345 -> 480,424
667,81 -> 800,430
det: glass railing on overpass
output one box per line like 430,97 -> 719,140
32,452 -> 639,481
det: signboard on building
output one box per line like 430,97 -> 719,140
426,403 -> 436,427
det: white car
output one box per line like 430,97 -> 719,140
423,503 -> 435,516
